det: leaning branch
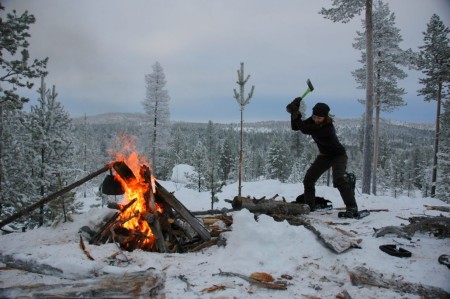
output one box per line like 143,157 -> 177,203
0,164 -> 112,229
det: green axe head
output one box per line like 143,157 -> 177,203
301,79 -> 314,99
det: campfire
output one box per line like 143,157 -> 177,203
89,147 -> 211,253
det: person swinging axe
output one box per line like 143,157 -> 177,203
286,96 -> 359,218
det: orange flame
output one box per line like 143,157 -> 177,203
109,135 -> 162,250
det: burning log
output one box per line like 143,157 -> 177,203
107,198 -> 137,211
93,161 -> 211,253
142,212 -> 167,253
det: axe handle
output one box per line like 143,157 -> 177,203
301,89 -> 312,99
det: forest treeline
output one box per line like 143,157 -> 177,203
73,113 -> 435,200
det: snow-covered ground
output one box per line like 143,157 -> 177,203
1,176 -> 449,298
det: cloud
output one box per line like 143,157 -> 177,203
3,0 -> 449,122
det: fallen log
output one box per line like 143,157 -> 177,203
0,268 -> 165,299
0,253 -> 64,277
373,216 -> 450,239
0,164 -> 112,229
231,196 -> 358,253
232,196 -> 310,216
349,266 -> 450,298
268,214 -> 362,253
424,205 -> 450,213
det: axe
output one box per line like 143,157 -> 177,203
300,79 -> 314,99
286,79 -> 315,114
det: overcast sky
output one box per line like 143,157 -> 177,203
3,0 -> 450,123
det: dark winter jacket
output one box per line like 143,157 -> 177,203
291,115 -> 346,156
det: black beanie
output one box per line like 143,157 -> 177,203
312,103 -> 330,117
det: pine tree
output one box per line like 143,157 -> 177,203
416,14 -> 450,197
23,77 -> 77,226
233,62 -> 255,196
0,4 -> 48,218
352,0 -> 412,194
321,0 -> 375,194
142,61 -> 170,175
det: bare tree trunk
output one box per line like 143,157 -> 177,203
152,102 -> 158,170
372,101 -> 380,195
0,105 -> 3,217
83,113 -> 87,198
239,108 -> 243,196
362,0 -> 374,194
431,80 -> 442,197
372,61 -> 381,195
39,77 -> 46,226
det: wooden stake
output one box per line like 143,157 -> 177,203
143,212 -> 167,253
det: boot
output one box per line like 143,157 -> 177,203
337,185 -> 358,211
303,192 -> 316,211
338,207 -> 359,219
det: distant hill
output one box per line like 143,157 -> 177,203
72,113 -> 148,125
73,112 -> 434,131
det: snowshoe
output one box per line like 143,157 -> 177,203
338,209 -> 370,219
294,194 -> 333,211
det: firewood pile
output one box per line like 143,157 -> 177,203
88,161 -> 212,253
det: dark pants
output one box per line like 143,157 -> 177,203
303,154 -> 357,211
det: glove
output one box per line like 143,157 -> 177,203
292,96 -> 302,107
286,97 -> 302,114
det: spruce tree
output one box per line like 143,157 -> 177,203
204,121 -> 223,209
0,109 -> 37,223
219,135 -> 235,182
187,141 -> 208,192
266,139 -> 289,183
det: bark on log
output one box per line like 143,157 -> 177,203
349,266 -> 450,298
232,196 -> 310,216
0,268 -> 165,299
0,164 -> 112,229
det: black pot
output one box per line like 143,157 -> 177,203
101,174 -> 125,195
